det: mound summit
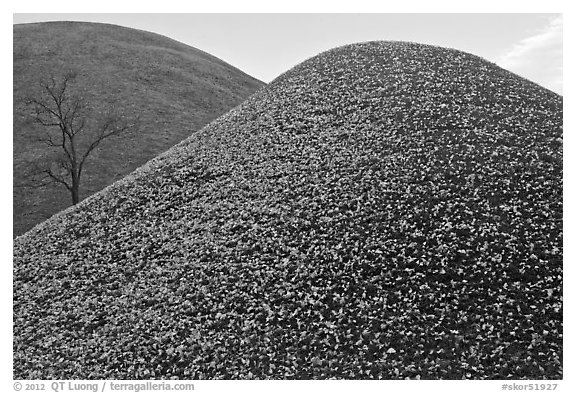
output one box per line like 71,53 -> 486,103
14,41 -> 562,379
13,21 -> 264,236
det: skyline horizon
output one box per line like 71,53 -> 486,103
12,13 -> 563,94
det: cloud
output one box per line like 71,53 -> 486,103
497,16 -> 563,94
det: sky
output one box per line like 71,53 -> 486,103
12,13 -> 563,94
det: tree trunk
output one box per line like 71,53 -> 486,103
71,186 -> 79,205
71,172 -> 80,205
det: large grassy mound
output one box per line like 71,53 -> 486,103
13,21 -> 264,236
13,41 -> 562,379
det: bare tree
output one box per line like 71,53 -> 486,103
25,71 -> 134,205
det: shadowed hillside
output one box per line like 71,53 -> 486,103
13,21 -> 264,236
14,41 -> 562,379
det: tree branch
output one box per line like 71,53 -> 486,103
23,70 -> 134,206
78,116 -> 131,176
16,160 -> 70,190
37,132 -> 60,148
43,167 -> 72,192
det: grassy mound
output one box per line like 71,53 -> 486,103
13,21 -> 264,236
13,41 -> 562,379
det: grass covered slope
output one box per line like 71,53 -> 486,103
13,21 -> 264,236
14,41 -> 562,379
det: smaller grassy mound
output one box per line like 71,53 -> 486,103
13,21 -> 264,236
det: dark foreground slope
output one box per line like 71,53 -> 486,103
13,21 -> 264,236
14,42 -> 562,379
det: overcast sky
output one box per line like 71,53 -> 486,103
12,13 -> 563,94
